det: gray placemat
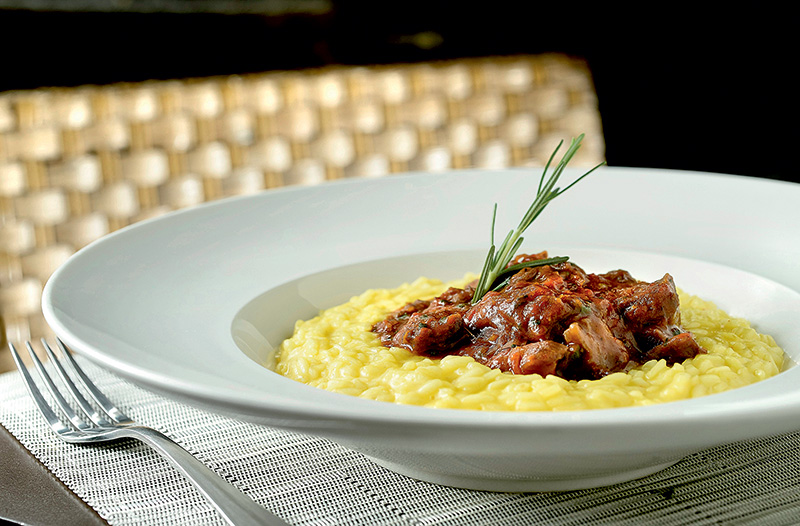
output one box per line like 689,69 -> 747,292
1,357 -> 799,525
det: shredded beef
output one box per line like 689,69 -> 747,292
372,251 -> 705,380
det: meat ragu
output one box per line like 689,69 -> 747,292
372,251 -> 705,380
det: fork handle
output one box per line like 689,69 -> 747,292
118,425 -> 287,526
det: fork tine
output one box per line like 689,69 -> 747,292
9,342 -> 77,435
24,341 -> 92,432
55,339 -> 131,424
40,339 -> 110,427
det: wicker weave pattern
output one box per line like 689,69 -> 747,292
0,54 -> 604,355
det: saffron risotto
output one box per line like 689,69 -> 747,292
276,275 -> 786,411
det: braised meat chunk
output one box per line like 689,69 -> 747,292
372,252 -> 705,380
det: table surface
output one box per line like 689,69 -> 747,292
0,423 -> 108,526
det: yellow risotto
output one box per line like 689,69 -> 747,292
275,276 -> 786,411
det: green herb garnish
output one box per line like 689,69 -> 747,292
470,134 -> 605,304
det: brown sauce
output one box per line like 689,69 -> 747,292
372,251 -> 704,380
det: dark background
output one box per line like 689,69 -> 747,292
1,1 -> 797,183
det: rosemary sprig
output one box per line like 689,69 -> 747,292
470,134 -> 605,304
485,255 -> 570,293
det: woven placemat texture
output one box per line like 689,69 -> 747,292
1,357 -> 799,525
0,54 -> 604,367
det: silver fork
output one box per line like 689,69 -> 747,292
9,339 -> 287,526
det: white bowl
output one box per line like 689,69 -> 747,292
43,167 -> 800,491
